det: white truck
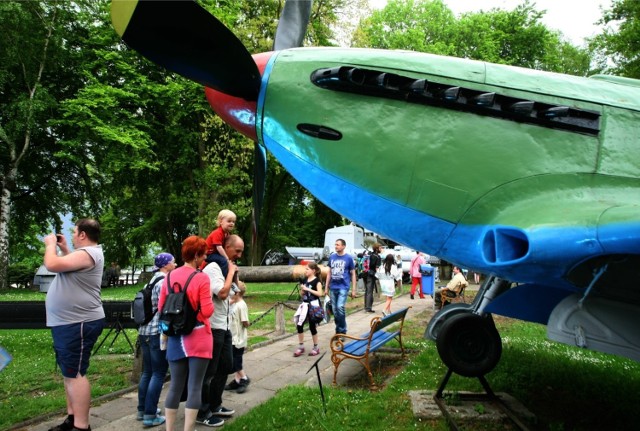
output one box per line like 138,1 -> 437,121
285,224 -> 367,264
283,224 -> 440,279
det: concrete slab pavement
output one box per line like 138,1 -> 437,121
16,291 -> 440,431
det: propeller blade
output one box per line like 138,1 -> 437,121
251,142 -> 267,260
252,142 -> 267,232
111,0 -> 260,100
274,0 -> 313,50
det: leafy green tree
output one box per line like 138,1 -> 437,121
353,0 -> 457,54
454,2 -> 591,74
0,1 -> 89,289
55,0 -> 233,267
1,0 -> 353,281
590,0 -> 640,78
353,0 -> 591,76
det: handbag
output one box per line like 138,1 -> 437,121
308,300 -> 325,324
322,296 -> 332,324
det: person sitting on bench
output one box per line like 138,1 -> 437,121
434,266 -> 468,308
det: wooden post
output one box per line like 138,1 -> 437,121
131,343 -> 142,384
275,303 -> 285,335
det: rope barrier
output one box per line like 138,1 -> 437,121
247,300 -> 298,328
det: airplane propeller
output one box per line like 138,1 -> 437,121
111,0 -> 260,100
111,0 -> 313,246
274,0 -> 313,50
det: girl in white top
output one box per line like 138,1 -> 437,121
377,254 -> 402,316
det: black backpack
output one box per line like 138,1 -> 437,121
131,275 -> 165,326
159,270 -> 200,336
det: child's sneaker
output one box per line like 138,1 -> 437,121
293,346 -> 305,357
236,378 -> 250,394
143,415 -> 166,428
308,347 -> 320,356
225,379 -> 240,391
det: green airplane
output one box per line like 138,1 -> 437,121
111,0 -> 640,379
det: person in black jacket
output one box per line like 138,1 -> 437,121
364,243 -> 382,312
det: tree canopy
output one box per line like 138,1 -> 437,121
353,0 -> 592,75
590,0 -> 640,78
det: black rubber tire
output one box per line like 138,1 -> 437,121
436,313 -> 502,377
424,303 -> 472,341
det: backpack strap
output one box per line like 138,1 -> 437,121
165,270 -> 198,294
163,269 -> 201,313
166,271 -> 173,294
183,270 -> 201,315
146,274 -> 165,291
183,270 -> 199,290
147,275 -> 165,314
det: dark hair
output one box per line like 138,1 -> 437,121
76,218 -> 101,243
308,261 -> 322,277
384,254 -> 395,274
182,235 -> 206,262
336,238 -> 346,246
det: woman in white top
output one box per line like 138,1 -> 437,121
377,254 -> 402,316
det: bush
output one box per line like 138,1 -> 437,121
7,263 -> 38,289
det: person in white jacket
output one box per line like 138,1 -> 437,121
377,254 -> 402,316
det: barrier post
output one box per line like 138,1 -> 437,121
275,303 -> 285,335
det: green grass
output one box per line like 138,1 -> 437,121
0,282 -> 337,430
224,311 -> 640,431
2,286 -> 640,430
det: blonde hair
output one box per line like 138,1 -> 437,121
236,281 -> 246,297
216,209 -> 236,226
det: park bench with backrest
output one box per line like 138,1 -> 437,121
440,283 -> 467,308
330,306 -> 410,388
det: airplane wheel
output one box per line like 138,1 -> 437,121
436,313 -> 502,377
424,303 -> 472,341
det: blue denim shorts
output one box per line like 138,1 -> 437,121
52,319 -> 104,378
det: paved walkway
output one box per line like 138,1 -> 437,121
17,292 -> 439,431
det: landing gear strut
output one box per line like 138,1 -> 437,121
427,277 -> 529,430
427,275 -> 510,375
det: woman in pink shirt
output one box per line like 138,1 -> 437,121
158,236 -> 214,431
410,251 -> 426,299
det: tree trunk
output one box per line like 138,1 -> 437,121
238,264 -> 328,283
0,166 -> 16,291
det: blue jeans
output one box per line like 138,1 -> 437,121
138,334 -> 169,415
330,289 -> 349,334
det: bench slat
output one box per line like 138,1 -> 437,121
344,330 -> 400,356
331,306 -> 410,388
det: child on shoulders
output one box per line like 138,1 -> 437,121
202,209 -> 236,272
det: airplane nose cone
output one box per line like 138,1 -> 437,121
204,52 -> 274,141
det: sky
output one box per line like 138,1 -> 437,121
369,0 -> 612,46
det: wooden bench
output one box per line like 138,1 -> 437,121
441,283 -> 467,308
330,306 -> 410,388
